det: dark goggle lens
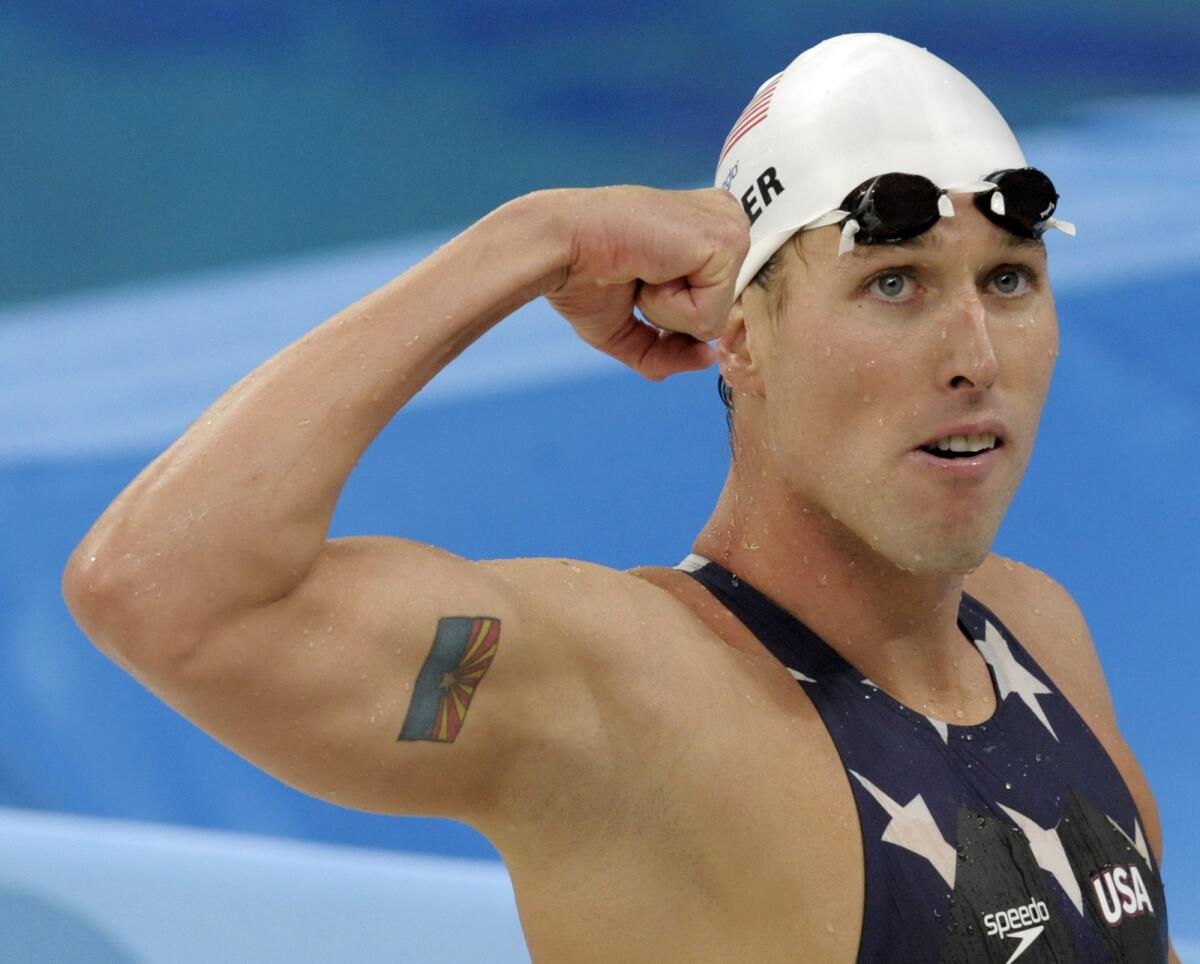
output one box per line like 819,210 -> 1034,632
976,168 -> 1059,238
841,173 -> 942,243
837,167 -> 1061,245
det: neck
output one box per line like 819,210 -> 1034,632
693,461 -> 987,713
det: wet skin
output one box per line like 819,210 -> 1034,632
65,184 -> 1177,961
701,198 -> 1059,716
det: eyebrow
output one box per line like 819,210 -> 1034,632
842,229 -> 1046,259
999,232 -> 1047,253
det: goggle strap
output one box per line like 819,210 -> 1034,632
805,209 -> 849,230
941,180 -> 998,194
838,219 -> 861,256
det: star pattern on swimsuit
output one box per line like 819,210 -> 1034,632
998,802 -> 1084,914
926,716 -> 950,743
1107,814 -> 1151,865
850,769 -> 957,889
973,619 -> 1058,741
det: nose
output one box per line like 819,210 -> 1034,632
936,289 -> 999,394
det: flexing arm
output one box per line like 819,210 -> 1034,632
61,185 -> 747,827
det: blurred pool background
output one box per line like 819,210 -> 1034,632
2,3 -> 1197,960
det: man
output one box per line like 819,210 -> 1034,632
63,33 -> 1176,962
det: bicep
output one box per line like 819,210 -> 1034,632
127,537 -> 599,827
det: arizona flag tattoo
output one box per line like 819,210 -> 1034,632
398,617 -> 500,743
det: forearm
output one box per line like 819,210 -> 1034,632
64,191 -> 571,652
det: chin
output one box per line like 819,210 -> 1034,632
875,532 -> 993,577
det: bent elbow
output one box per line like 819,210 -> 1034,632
61,546 -> 199,672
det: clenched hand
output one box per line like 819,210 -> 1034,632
544,186 -> 750,381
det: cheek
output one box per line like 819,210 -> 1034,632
764,340 -> 901,475
1002,308 -> 1059,398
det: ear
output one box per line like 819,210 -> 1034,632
716,292 -> 765,399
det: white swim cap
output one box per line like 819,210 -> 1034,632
715,33 -> 1032,296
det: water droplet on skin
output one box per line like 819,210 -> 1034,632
818,574 -> 829,586
298,419 -> 312,427
954,708 -> 965,719
940,327 -> 948,340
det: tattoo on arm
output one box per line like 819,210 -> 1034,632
398,617 -> 500,743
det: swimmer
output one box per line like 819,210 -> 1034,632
64,33 -> 1178,962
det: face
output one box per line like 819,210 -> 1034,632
730,196 -> 1059,575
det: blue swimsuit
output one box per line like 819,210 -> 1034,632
678,554 -> 1169,963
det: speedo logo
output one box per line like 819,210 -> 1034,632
982,897 -> 1050,963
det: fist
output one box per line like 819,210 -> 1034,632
544,186 -> 750,381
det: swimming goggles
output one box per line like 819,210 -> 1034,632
802,167 -> 1076,256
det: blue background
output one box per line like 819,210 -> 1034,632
3,0 -> 1198,951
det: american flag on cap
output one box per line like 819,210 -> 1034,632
719,72 -> 783,164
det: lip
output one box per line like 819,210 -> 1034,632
906,444 -> 1003,479
914,419 -> 1009,451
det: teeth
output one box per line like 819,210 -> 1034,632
933,433 -> 997,453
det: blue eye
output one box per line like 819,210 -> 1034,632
993,269 -> 1027,295
870,271 -> 911,299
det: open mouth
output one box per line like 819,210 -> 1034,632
918,433 -> 1004,460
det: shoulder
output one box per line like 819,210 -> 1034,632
480,556 -> 750,739
964,553 -> 1118,732
482,557 -> 716,660
966,553 -> 1169,871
